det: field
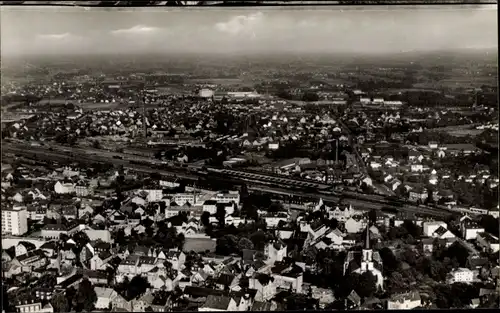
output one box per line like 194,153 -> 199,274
183,237 -> 216,253
79,102 -> 121,111
446,129 -> 485,137
428,124 -> 485,137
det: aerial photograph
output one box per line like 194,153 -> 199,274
0,4 -> 498,312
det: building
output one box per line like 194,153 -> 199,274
199,88 -> 214,99
387,291 -> 422,310
198,295 -> 238,312
141,189 -> 163,202
476,232 -> 500,253
15,300 -> 54,313
212,191 -> 240,205
461,220 -> 485,240
344,226 -> 384,289
54,181 -> 75,194
448,268 -> 474,283
264,240 -> 287,263
2,206 -> 28,236
422,221 -> 447,237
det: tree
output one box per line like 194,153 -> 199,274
237,237 -> 254,251
216,234 -> 239,255
201,211 -> 210,227
128,275 -> 151,300
51,292 -> 70,313
216,204 -> 226,227
444,242 -> 470,267
379,247 -> 400,275
74,278 -> 97,312
402,248 -> 418,266
356,272 -> 377,298
386,272 -> 408,294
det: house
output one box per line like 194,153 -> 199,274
94,287 -> 121,310
432,226 -> 456,240
421,238 -> 434,253
461,220 -> 485,240
198,295 -> 239,312
448,268 -> 474,284
387,291 -> 422,310
408,150 -> 423,162
15,241 -> 36,257
408,187 -> 428,203
344,217 -> 367,234
12,249 -> 48,272
162,250 -> 186,271
15,300 -> 54,313
249,273 -> 277,302
428,142 -> 438,149
410,164 -> 424,173
476,232 -> 500,253
90,251 -> 113,271
423,221 -> 447,237
133,289 -> 155,312
54,181 -> 75,194
203,200 -> 218,214
345,290 -> 361,310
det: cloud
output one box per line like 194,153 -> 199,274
111,25 -> 160,35
37,33 -> 71,40
214,12 -> 263,35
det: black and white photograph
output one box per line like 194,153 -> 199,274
0,2 -> 498,312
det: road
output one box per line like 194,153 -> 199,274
3,141 -> 455,218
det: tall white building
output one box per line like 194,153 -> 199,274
2,206 -> 28,236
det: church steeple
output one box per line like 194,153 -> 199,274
362,224 -> 373,263
365,224 -> 371,250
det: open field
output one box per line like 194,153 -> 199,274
183,237 -> 216,253
446,129 -> 485,137
428,123 -> 485,137
79,102 -> 121,111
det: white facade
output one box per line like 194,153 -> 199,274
212,191 -> 240,205
463,227 -> 485,240
54,181 -> 75,194
1,206 -> 28,236
449,268 -> 474,283
199,88 -> 214,99
142,189 -> 163,202
422,221 -> 447,237
172,193 -> 196,206
387,292 -> 421,310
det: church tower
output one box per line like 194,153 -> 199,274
361,225 -> 374,271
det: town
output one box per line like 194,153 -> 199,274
1,5 -> 499,313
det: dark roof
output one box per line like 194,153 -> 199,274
347,290 -> 361,304
251,301 -> 273,311
253,273 -> 273,286
17,241 -> 36,251
216,273 -> 235,286
40,241 -> 57,250
202,295 -> 231,310
433,226 -> 449,237
17,249 -> 45,262
204,200 -> 217,205
57,273 -> 84,289
183,286 -> 225,298
43,224 -> 67,231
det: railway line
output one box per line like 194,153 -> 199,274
3,141 -> 456,218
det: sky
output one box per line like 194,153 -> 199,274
0,5 -> 497,56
